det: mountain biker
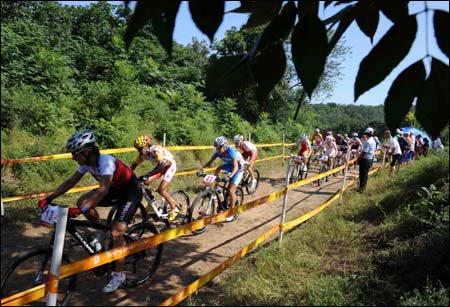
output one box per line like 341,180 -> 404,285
320,135 -> 338,169
130,134 -> 179,222
233,134 -> 258,189
335,134 -> 349,162
311,128 -> 324,150
349,133 -> 362,151
295,134 -> 311,164
199,136 -> 244,220
38,130 -> 142,293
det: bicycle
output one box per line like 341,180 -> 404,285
316,154 -> 331,186
1,203 -> 163,306
188,172 -> 244,235
107,176 -> 190,230
239,161 -> 260,195
288,154 -> 310,183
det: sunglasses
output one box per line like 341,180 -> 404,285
71,147 -> 88,157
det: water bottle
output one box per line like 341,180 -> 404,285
89,233 -> 103,253
216,186 -> 224,202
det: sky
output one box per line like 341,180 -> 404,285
59,1 -> 449,106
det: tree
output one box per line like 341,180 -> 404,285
124,0 -> 449,138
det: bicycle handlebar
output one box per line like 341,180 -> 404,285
40,203 -> 82,218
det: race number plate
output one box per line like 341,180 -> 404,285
202,175 -> 216,187
41,205 -> 58,226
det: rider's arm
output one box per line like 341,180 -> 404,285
46,171 -> 84,202
147,151 -> 167,176
228,158 -> 239,178
130,154 -> 144,171
79,174 -> 113,211
201,155 -> 217,169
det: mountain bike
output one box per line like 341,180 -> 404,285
316,154 -> 331,186
333,151 -> 346,176
107,176 -> 190,230
188,172 -> 244,235
239,161 -> 260,194
288,154 -> 310,183
1,203 -> 163,306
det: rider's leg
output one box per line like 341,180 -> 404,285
111,221 -> 127,271
228,183 -> 237,209
158,180 -> 176,210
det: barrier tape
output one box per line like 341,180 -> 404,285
1,143 -> 291,165
158,164 -> 386,306
1,159 -> 384,306
1,155 -> 285,203
158,224 -> 280,306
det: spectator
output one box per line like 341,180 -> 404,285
383,130 -> 402,175
432,137 -> 444,152
414,134 -> 423,158
356,127 -> 377,193
422,138 -> 430,156
409,131 -> 416,160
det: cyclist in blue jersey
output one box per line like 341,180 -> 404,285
199,136 -> 244,215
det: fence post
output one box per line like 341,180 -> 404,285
248,133 -> 251,142
163,133 -> 166,147
47,205 -> 68,306
282,133 -> 286,166
339,150 -> 352,204
278,157 -> 291,247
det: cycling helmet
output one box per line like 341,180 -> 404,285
352,132 -> 358,138
326,131 -> 333,136
325,135 -> 334,142
214,136 -> 227,148
134,134 -> 151,149
336,135 -> 344,141
314,128 -> 320,133
363,127 -> 374,135
66,130 -> 96,153
344,134 -> 348,138
233,134 -> 244,144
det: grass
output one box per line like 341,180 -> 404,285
185,151 -> 449,306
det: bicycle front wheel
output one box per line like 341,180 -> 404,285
226,187 -> 244,222
168,190 -> 190,227
1,246 -> 76,306
245,169 -> 260,195
189,191 -> 216,235
121,223 -> 163,288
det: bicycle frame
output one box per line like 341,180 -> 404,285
141,184 -> 169,221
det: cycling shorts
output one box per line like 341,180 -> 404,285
97,175 -> 142,224
218,164 -> 244,185
242,151 -> 258,162
147,160 -> 177,183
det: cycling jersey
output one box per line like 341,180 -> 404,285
77,154 -> 134,189
134,145 -> 174,167
213,146 -> 244,168
238,141 -> 258,162
350,138 -> 362,150
297,142 -> 311,157
311,133 -> 324,145
322,142 -> 338,158
336,140 -> 349,152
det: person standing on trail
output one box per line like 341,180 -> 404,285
383,130 -> 402,176
356,127 -> 376,193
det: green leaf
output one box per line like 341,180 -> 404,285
124,1 -> 164,49
355,1 -> 379,43
376,0 -> 409,24
244,2 -> 282,29
228,0 -> 258,13
151,0 -> 181,56
291,15 -> 328,98
298,0 -> 319,18
434,10 -> 449,58
354,15 -> 417,101
384,60 -> 426,130
205,55 -> 252,98
256,1 -> 296,52
252,43 -> 287,101
416,58 -> 449,138
189,0 -> 224,42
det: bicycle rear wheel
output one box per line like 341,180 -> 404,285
1,246 -> 76,306
245,169 -> 260,195
189,191 -> 216,235
225,187 -> 244,222
168,190 -> 190,227
121,223 -> 163,288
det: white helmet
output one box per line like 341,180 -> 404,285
364,127 -> 374,135
352,132 -> 358,138
299,134 -> 308,142
233,134 -> 244,144
66,130 -> 96,153
325,135 -> 334,142
213,136 -> 227,148
314,128 -> 320,133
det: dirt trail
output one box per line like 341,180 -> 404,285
1,161 -> 368,306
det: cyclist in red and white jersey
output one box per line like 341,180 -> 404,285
320,135 -> 338,168
38,130 -> 142,293
130,134 -> 179,221
233,134 -> 258,189
349,132 -> 363,153
296,134 -> 311,161
311,128 -> 324,148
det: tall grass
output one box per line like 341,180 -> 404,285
186,152 -> 449,306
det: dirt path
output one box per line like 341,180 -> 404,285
1,160 -> 368,306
